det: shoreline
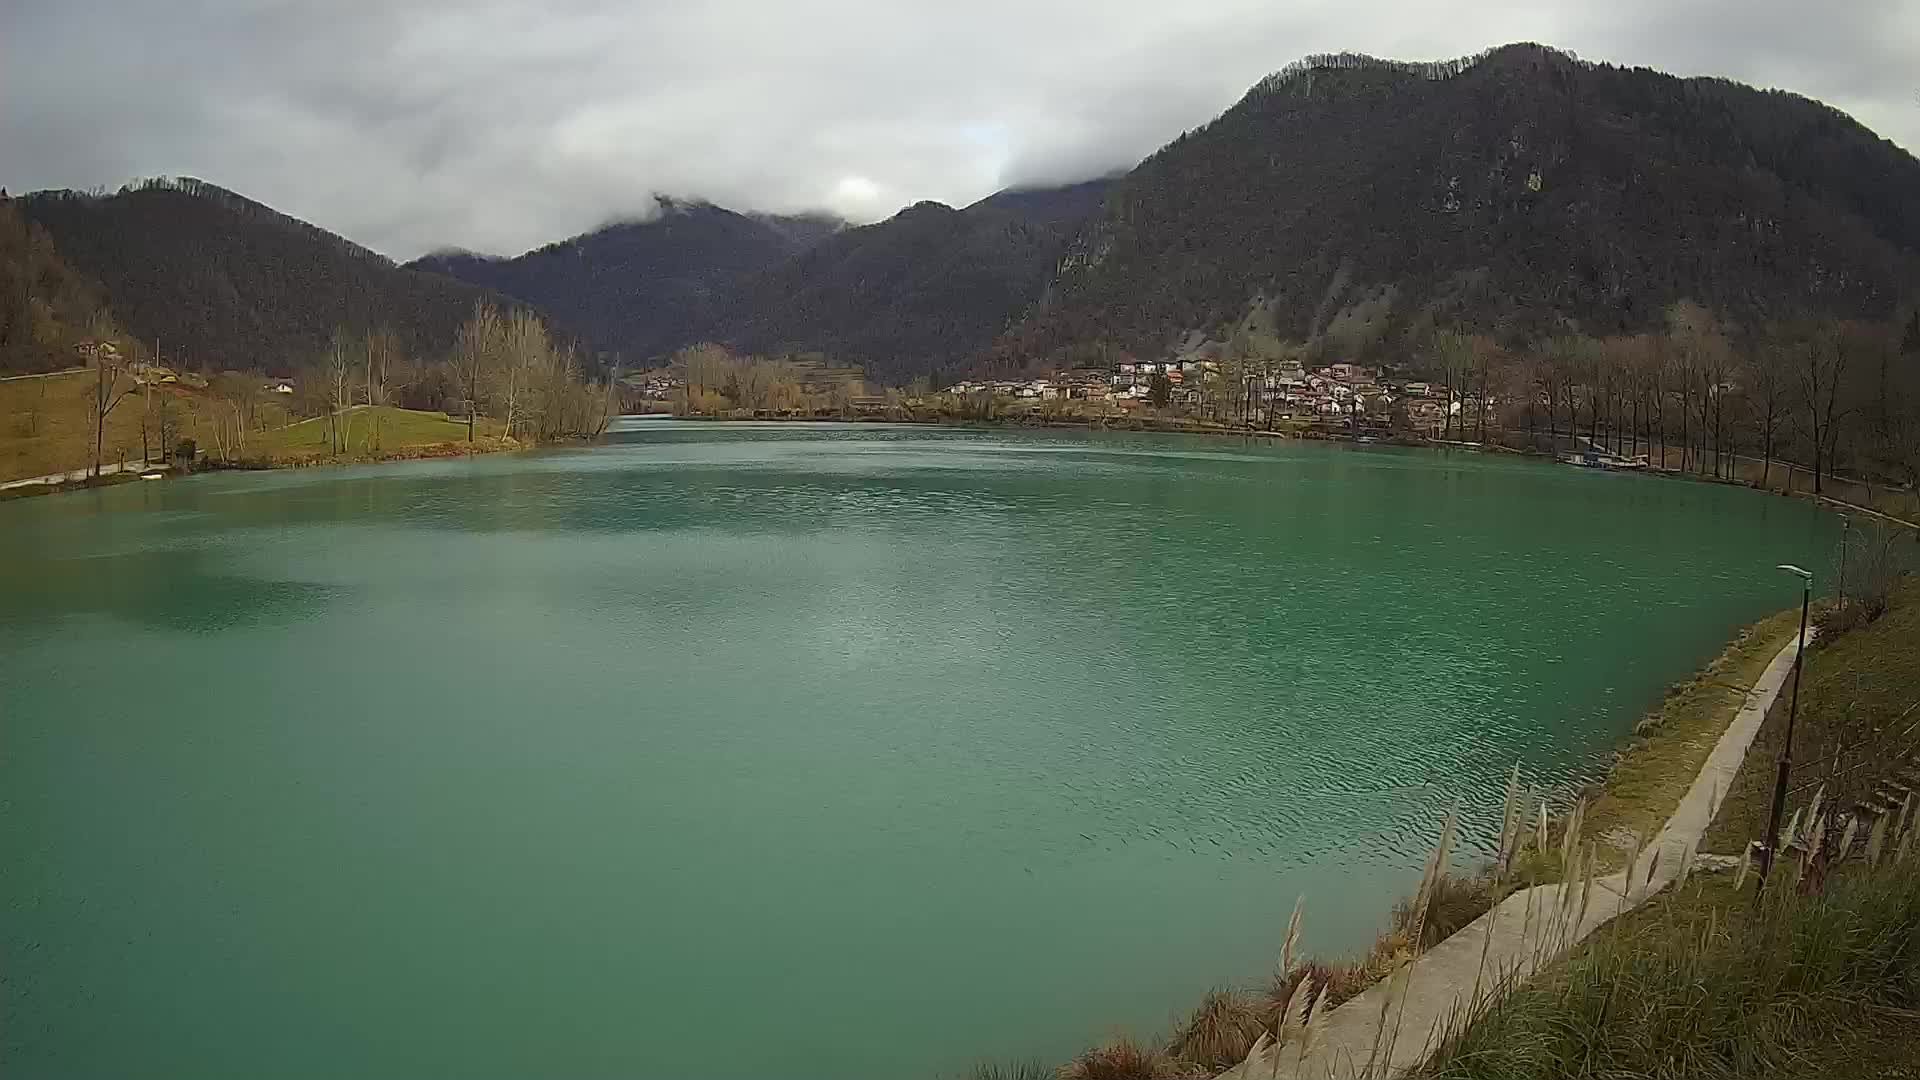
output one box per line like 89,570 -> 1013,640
1039,600 -> 1810,1079
645,410 -> 1915,526
0,436 -> 527,502
16,411 -> 1905,531
1222,621 -> 1815,1079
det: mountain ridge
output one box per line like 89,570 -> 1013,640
13,44 -> 1918,380
16,177 -> 508,372
1003,43 -> 1920,365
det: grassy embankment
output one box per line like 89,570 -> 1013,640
253,404 -> 507,464
963,599 -> 1822,1079
0,369 -> 506,488
1413,576 -> 1920,1080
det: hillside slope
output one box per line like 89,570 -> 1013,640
1008,44 -> 1920,363
408,198 -> 843,362
720,187 -> 1109,380
19,179 -> 497,371
0,196 -> 107,373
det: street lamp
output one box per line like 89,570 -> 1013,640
1755,563 -> 1813,896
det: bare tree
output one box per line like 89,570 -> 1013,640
496,308 -> 547,439
362,325 -> 411,450
23,377 -> 47,438
1796,320 -> 1850,495
82,317 -> 136,479
324,327 -> 359,455
1435,331 -> 1472,442
671,343 -> 736,416
208,372 -> 259,462
450,301 -> 502,442
153,392 -> 181,465
1749,326 -> 1795,489
1469,334 -> 1499,440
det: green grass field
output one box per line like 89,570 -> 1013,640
1,371 -> 505,481
0,369 -> 164,481
1705,574 -> 1920,853
255,405 -> 503,461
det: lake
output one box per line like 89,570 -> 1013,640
0,422 -> 1839,1079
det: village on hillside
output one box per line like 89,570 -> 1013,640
941,358 -> 1458,427
628,352 -> 1470,437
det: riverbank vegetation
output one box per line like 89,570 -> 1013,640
645,297 -> 1920,525
1197,301 -> 1920,520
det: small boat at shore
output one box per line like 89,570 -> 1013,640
1562,448 -> 1649,470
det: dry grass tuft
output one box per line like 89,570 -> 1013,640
1167,989 -> 1268,1070
1057,1034 -> 1198,1080
964,1063 -> 1052,1080
1390,869 -> 1505,952
1267,958 -> 1373,1022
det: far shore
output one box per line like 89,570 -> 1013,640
10,406 -> 1910,533
626,409 -> 1920,529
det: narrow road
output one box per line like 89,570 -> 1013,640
0,367 -> 87,383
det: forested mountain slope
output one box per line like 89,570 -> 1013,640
18,179 -> 496,371
1005,44 -> 1920,364
407,198 -> 843,362
719,186 -> 1110,380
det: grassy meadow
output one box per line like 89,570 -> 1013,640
1,369 -> 505,482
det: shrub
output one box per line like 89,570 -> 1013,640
1057,1035 -> 1196,1080
964,1062 -> 1051,1080
1167,989 -> 1266,1069
1384,869 -> 1505,952
1817,523 -> 1913,645
1267,959 -> 1374,1022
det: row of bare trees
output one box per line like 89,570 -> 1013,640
282,303 -> 613,455
447,302 -> 615,443
1417,303 -> 1920,497
669,343 -> 861,416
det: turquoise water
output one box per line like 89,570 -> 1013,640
0,422 -> 1838,1079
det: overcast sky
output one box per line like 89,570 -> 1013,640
4,1 -> 1916,261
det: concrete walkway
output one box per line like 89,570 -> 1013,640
1224,629 -> 1810,1079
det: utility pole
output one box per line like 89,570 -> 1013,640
1755,563 -> 1813,897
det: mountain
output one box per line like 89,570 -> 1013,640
407,197 -> 844,361
17,178 -> 498,372
407,183 -> 1112,377
1005,44 -> 1920,365
719,184 -> 1111,380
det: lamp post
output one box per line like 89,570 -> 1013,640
1755,563 -> 1813,896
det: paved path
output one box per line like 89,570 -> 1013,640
1224,629 -> 1810,1079
0,367 -> 85,383
0,459 -> 169,491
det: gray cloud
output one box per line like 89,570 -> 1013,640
4,0 -> 1915,260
